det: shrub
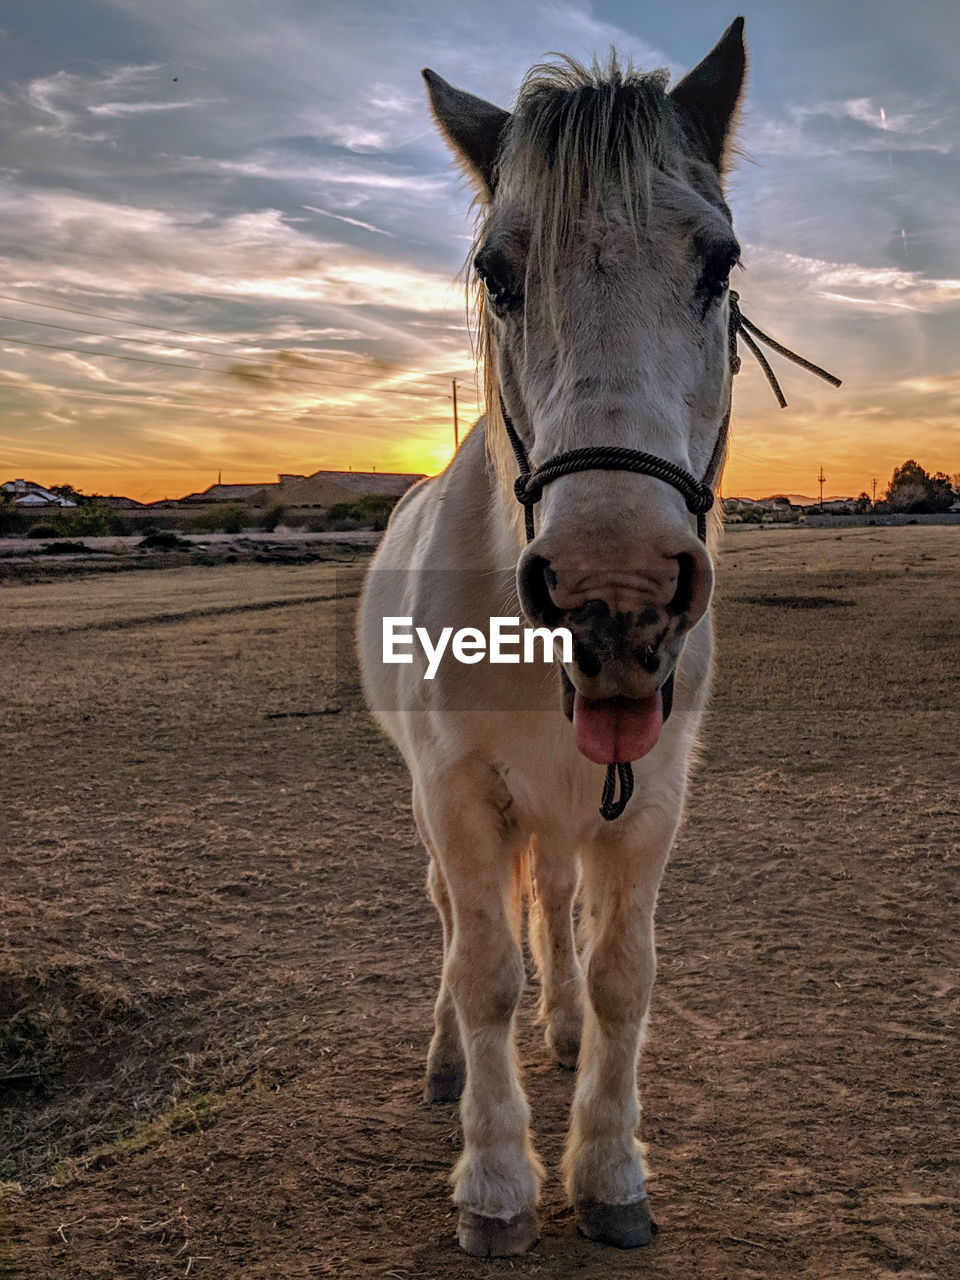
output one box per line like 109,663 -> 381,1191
139,531 -> 188,550
63,500 -> 127,537
184,503 -> 247,534
40,540 -> 89,555
260,503 -> 286,532
0,498 -> 20,534
23,502 -> 129,538
184,509 -> 217,533
321,494 -> 399,531
220,503 -> 246,534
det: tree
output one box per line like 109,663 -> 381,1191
929,472 -> 958,512
67,498 -> 127,536
886,460 -> 934,513
50,483 -> 85,504
0,490 -> 17,534
854,492 -> 872,514
885,462 -> 960,513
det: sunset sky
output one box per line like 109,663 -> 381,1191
0,1 -> 957,501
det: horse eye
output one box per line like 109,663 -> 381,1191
702,243 -> 740,294
474,248 -> 523,314
697,240 -> 740,312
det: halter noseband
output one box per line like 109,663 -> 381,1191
501,290 -> 841,820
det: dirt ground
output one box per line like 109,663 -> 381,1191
1,525 -> 958,1279
0,533 -> 377,588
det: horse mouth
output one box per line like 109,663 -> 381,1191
559,667 -> 665,765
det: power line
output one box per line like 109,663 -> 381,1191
0,332 -> 404,392
0,314 -> 478,395
0,381 -> 479,439
0,311 -> 277,364
0,373 -> 478,424
0,332 -> 480,401
0,379 -> 264,415
0,290 -> 480,385
0,310 -> 473,388
0,292 -> 244,344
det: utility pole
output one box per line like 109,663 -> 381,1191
871,477 -> 878,507
818,465 -> 826,510
451,378 -> 460,451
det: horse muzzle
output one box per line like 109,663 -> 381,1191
518,550 -> 711,765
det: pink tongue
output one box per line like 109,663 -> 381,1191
573,691 -> 664,765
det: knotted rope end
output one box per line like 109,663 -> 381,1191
599,762 -> 634,821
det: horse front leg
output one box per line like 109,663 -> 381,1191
563,811 -> 676,1249
419,768 -> 542,1257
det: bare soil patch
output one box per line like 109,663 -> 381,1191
0,533 -> 375,586
1,526 -> 958,1278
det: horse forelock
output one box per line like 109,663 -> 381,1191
504,54 -> 676,217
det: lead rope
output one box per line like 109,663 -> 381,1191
502,291 -> 841,820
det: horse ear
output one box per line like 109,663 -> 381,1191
670,17 -> 747,172
421,69 -> 510,196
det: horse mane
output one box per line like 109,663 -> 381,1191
505,54 -> 676,257
471,54 -> 682,520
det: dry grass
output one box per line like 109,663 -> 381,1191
1,526 -> 957,1279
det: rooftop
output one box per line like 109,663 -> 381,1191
300,470 -> 425,497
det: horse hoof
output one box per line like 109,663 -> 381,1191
575,1197 -> 656,1248
424,1067 -> 464,1103
457,1207 -> 540,1257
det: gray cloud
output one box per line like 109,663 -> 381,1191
0,0 -> 956,495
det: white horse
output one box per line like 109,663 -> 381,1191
360,19 -> 746,1257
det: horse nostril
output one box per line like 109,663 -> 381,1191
669,553 -> 696,616
635,641 -> 660,673
517,553 -> 562,625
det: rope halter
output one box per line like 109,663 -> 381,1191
501,291 -> 841,820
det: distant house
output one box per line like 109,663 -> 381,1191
722,495 -> 798,523
101,495 -> 145,510
950,501 -> 960,514
1,479 -> 77,507
180,482 -> 278,505
276,471 -> 430,509
12,492 -> 59,507
307,470 -> 426,498
274,473 -> 369,508
174,469 -> 427,509
275,469 -> 427,508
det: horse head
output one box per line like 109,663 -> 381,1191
424,21 -> 747,767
